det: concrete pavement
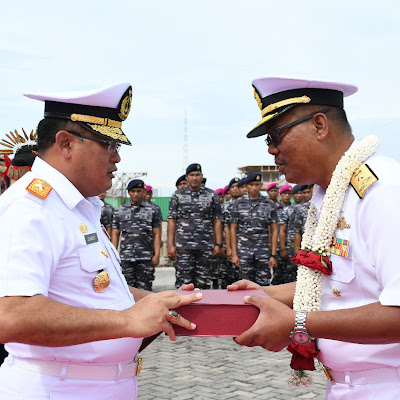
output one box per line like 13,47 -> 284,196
136,267 -> 327,399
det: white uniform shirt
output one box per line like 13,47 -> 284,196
0,157 -> 142,363
312,152 -> 400,371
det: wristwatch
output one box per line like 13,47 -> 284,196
289,310 -> 312,345
216,243 -> 223,248
270,254 -> 277,259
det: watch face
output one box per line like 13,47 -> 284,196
292,332 -> 311,345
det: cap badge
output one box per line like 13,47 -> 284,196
93,270 -> 111,293
26,178 -> 52,200
256,176 -> 260,180
138,183 -> 142,187
197,165 -> 200,170
118,87 -> 132,121
79,223 -> 88,233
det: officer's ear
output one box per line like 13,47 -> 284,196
55,130 -> 73,159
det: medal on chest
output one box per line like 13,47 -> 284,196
93,269 -> 111,293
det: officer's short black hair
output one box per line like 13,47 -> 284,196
36,118 -> 80,155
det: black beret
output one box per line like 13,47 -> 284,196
245,172 -> 262,184
228,177 -> 240,189
127,179 -> 145,191
175,175 -> 187,187
237,177 -> 247,188
186,163 -> 202,175
291,185 -> 303,195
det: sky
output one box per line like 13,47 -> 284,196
1,0 -> 400,196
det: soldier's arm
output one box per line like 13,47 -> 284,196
270,222 -> 278,256
111,228 -> 121,249
279,225 -> 288,257
152,227 -> 161,265
213,218 -> 223,245
224,225 -> 232,258
293,233 -> 302,254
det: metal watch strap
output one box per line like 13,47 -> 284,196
295,310 -> 308,332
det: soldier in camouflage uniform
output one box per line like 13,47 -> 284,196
143,184 -> 163,283
279,184 -> 304,283
111,179 -> 162,291
98,192 -> 114,236
231,172 -> 278,286
167,163 -> 223,289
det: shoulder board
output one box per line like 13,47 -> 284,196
26,178 -> 52,200
350,164 -> 378,199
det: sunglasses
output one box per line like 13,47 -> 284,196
264,109 -> 330,146
67,131 -> 121,154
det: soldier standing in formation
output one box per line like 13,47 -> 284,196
167,163 -> 223,289
230,172 -> 278,285
270,184 -> 292,284
112,179 -> 162,291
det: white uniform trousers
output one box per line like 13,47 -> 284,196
327,380 -> 400,400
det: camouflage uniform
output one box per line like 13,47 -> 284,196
100,201 -> 114,230
270,201 -> 289,285
231,194 -> 278,286
168,187 -> 221,289
293,201 -> 310,236
279,203 -> 302,283
112,201 -> 161,291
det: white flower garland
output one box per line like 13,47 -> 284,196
293,135 -> 380,312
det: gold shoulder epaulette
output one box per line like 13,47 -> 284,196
350,164 -> 378,199
26,178 -> 52,200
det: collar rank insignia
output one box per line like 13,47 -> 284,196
350,164 -> 378,199
26,178 -> 52,199
337,217 -> 351,230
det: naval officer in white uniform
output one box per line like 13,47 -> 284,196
229,77 -> 400,399
0,83 -> 201,399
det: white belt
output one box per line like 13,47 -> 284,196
11,356 -> 142,381
326,366 -> 400,385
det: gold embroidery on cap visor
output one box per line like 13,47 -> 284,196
250,112 -> 278,132
71,114 -> 122,128
86,123 -> 130,143
261,96 -> 311,117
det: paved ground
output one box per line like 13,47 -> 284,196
137,267 -> 327,400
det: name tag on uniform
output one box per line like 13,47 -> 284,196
85,233 -> 99,245
199,194 -> 211,206
138,209 -> 152,220
330,237 -> 350,258
179,195 -> 191,203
